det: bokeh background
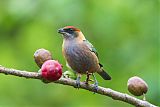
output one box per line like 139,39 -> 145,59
0,0 -> 159,107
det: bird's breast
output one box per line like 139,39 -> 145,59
63,42 -> 99,74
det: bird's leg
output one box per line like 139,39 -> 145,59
85,71 -> 92,84
92,73 -> 98,92
75,73 -> 81,89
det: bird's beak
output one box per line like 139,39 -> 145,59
58,28 -> 65,34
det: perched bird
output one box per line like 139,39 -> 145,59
58,26 -> 111,90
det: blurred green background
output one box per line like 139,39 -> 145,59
0,0 -> 159,107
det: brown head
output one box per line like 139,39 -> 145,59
58,26 -> 85,40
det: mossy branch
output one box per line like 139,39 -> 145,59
0,65 -> 157,107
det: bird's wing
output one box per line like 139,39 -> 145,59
83,40 -> 103,67
83,40 -> 99,58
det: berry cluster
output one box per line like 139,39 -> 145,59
34,49 -> 62,81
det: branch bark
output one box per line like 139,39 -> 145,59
0,65 -> 157,107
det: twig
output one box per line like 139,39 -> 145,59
0,65 -> 158,107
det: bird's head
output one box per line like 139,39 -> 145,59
58,26 -> 85,40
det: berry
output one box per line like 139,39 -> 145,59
127,76 -> 148,96
34,48 -> 52,68
41,60 -> 62,81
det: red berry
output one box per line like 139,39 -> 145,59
41,60 -> 62,81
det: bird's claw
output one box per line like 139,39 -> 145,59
84,80 -> 89,84
75,80 -> 80,89
93,84 -> 98,93
75,73 -> 81,89
84,79 -> 94,84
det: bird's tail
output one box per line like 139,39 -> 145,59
98,69 -> 111,80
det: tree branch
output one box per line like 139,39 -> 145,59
0,65 -> 157,107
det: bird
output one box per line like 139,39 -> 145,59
58,26 -> 111,90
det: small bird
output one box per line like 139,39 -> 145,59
58,26 -> 111,90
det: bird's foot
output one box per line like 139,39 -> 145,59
75,79 -> 80,89
92,73 -> 98,93
75,74 -> 81,89
85,72 -> 92,84
84,79 -> 94,84
93,82 -> 98,93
